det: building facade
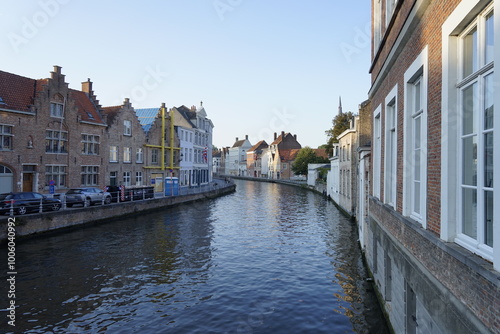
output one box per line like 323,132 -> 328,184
0,66 -> 107,194
130,104 -> 180,193
367,0 -> 499,333
227,136 -> 252,176
171,106 -> 196,187
268,131 -> 301,180
246,140 -> 268,178
102,98 -> 147,188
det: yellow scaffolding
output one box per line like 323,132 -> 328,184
144,103 -> 180,171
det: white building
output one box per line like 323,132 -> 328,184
172,106 -> 196,187
327,143 -> 340,204
228,135 -> 252,176
190,103 -> 214,185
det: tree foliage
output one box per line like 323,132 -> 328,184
324,111 -> 354,157
291,147 -> 329,176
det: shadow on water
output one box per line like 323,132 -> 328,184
1,179 -> 388,333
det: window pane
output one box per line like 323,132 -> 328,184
414,115 -> 421,149
462,188 -> 477,239
484,132 -> 493,187
485,12 -> 494,64
485,190 -> 493,247
414,148 -> 421,181
463,27 -> 477,77
414,81 -> 421,112
462,83 -> 477,135
462,135 -> 478,186
484,74 -> 494,130
413,181 -> 420,214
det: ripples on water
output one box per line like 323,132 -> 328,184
1,180 -> 388,333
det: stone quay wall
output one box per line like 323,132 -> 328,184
0,183 -> 235,244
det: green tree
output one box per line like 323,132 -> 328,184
324,111 -> 354,156
292,147 -> 329,176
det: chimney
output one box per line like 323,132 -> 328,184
245,135 -> 248,140
82,78 -> 93,94
191,105 -> 196,111
281,131 -> 285,137
274,132 -> 277,140
236,137 -> 238,142
51,65 -> 64,80
294,134 -> 297,140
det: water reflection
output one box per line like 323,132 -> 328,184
1,179 -> 387,333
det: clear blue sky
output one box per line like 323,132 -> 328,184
1,0 -> 371,149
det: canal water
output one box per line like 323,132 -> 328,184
1,180 -> 388,333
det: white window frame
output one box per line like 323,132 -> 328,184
45,165 -> 67,187
110,146 -> 118,162
373,105 -> 382,199
386,0 -> 397,27
50,102 -> 64,118
374,0 -> 382,48
136,171 -> 143,186
0,124 -> 13,151
124,120 -> 132,136
81,134 -> 100,155
123,171 -> 131,187
136,148 -> 144,163
442,1 -> 498,269
151,149 -> 159,165
124,147 -> 131,163
384,85 -> 398,208
403,46 -> 428,227
81,166 -> 99,186
45,130 -> 68,154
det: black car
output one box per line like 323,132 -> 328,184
0,192 -> 62,215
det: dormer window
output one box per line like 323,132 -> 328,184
50,103 -> 64,117
85,111 -> 95,120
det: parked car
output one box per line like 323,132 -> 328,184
0,192 -> 62,215
65,187 -> 112,207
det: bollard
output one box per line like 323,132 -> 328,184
9,198 -> 14,217
39,198 -> 43,213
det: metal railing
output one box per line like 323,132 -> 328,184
5,179 -> 235,217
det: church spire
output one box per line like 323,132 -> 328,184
338,96 -> 343,115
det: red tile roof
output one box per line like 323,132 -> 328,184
0,70 -> 37,112
70,89 -> 106,125
279,148 -> 301,161
249,140 -> 268,152
314,148 -> 328,159
0,69 -> 105,125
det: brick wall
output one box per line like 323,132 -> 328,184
369,198 -> 499,333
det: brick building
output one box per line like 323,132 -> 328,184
102,98 -> 147,188
268,131 -> 301,180
367,0 -> 499,333
0,66 -> 107,194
